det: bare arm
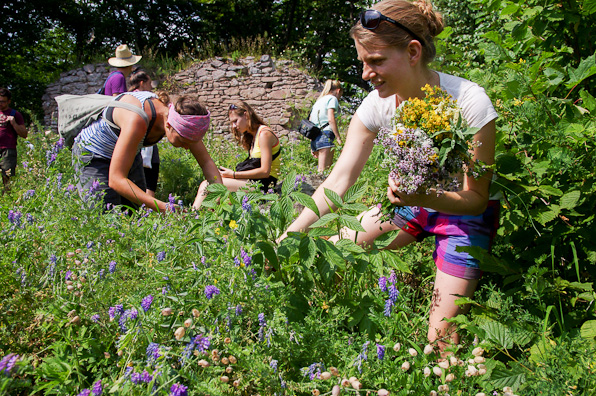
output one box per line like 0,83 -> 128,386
281,114 -> 376,238
188,140 -> 222,185
327,108 -> 341,145
387,119 -> 496,215
220,127 -> 278,180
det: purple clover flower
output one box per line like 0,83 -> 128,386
235,304 -> 242,316
108,261 -> 116,273
141,295 -> 153,312
0,353 -> 18,375
204,285 -> 220,299
241,195 -> 252,212
384,299 -> 394,317
141,370 -> 153,383
130,371 -> 142,384
65,270 -> 72,281
270,359 -> 278,373
389,285 -> 399,303
91,314 -> 100,323
156,251 -> 166,262
241,248 -> 252,266
146,342 -> 161,363
389,270 -> 397,284
77,390 -> 91,396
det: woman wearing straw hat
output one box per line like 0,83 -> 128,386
102,44 -> 142,96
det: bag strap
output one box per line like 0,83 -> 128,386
102,95 -> 151,131
316,100 -> 330,130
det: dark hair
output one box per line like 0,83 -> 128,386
0,87 -> 11,100
129,70 -> 151,91
351,0 -> 444,66
228,101 -> 267,151
175,95 -> 209,116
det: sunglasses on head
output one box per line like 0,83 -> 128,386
229,104 -> 238,110
359,9 -> 425,46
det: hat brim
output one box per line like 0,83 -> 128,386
108,55 -> 142,68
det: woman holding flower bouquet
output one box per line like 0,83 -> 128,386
280,0 -> 499,351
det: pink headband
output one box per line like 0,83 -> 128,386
167,103 -> 210,141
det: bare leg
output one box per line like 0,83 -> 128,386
317,147 -> 332,172
428,269 -> 478,350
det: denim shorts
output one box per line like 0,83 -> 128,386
391,201 -> 500,280
310,130 -> 335,152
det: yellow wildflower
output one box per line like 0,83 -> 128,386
229,220 -> 238,229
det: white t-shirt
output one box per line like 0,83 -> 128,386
356,71 -> 497,133
356,72 -> 500,203
309,94 -> 340,132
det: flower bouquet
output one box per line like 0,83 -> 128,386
374,85 -> 482,220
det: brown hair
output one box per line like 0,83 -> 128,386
228,100 -> 267,151
129,70 -> 151,91
174,95 -> 208,116
350,0 -> 444,66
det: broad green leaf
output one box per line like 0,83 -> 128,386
458,246 -> 518,275
324,188 -> 343,208
311,213 -> 339,228
256,241 -> 278,268
538,184 -> 563,197
281,170 -> 297,196
581,320 -> 596,340
380,250 -> 411,274
315,239 -> 346,270
308,227 -> 338,238
500,3 -> 520,16
559,190 -> 581,210
290,191 -> 320,217
580,89 -> 596,112
343,180 -> 367,203
373,229 -> 401,249
529,338 -> 556,364
481,320 -> 514,349
535,209 -> 557,225
567,53 -> 596,88
338,214 -> 366,232
299,237 -> 317,267
497,154 -> 522,175
335,238 -> 366,254
490,365 -> 526,389
206,183 -> 229,194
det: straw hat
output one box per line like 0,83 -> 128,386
108,44 -> 142,68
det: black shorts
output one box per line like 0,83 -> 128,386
0,148 -> 17,178
144,163 -> 160,192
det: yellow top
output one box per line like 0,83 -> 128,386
250,125 -> 281,179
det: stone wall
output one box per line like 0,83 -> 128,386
43,55 -> 322,138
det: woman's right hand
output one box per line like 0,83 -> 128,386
218,166 -> 234,179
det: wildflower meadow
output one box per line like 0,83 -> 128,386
2,0 -> 596,395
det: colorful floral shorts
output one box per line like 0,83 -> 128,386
391,201 -> 500,280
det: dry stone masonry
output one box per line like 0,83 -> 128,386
43,55 -> 322,139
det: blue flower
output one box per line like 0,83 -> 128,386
77,390 -> 91,396
235,304 -> 242,316
270,359 -> 278,373
157,251 -> 166,262
141,370 -> 153,383
378,276 -> 388,292
389,285 -> 399,303
204,285 -> 220,299
377,343 -> 386,360
383,299 -> 393,317
241,195 -> 252,212
170,383 -> 188,396
91,314 -> 100,323
141,295 -> 153,312
91,379 -> 103,395
146,342 -> 161,363
258,313 -> 266,327
108,261 -> 116,273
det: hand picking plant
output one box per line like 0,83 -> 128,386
374,84 -> 483,220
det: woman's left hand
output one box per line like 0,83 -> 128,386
219,166 -> 234,178
387,176 -> 428,207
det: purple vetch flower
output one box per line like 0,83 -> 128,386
258,313 -> 266,327
389,270 -> 397,284
235,304 -> 242,316
377,343 -> 386,360
378,276 -> 388,292
0,353 -> 19,375
7,210 -> 22,228
241,195 -> 252,212
66,184 -> 75,192
77,390 -> 91,396
141,370 -> 153,383
204,285 -> 220,299
65,270 -> 73,281
87,241 -> 94,249
170,383 -> 188,396
108,261 -> 116,273
108,304 -> 124,320
141,295 -> 154,312
270,359 -> 278,373
389,285 -> 399,303
156,251 -> 166,262
146,342 -> 161,363
91,379 -> 103,395
192,335 -> 211,353
91,314 -> 100,323
383,299 -> 394,317
234,257 -> 241,267
241,248 -> 252,267
23,189 -> 35,199
130,371 -> 142,384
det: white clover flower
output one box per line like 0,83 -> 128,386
408,348 -> 418,357
438,360 -> 450,369
445,373 -> 455,382
449,356 -> 458,366
475,393 -> 486,396
423,345 -> 434,355
393,343 -> 401,352
474,356 -> 485,364
467,365 -> 478,376
432,366 -> 443,376
424,367 -> 431,377
401,361 -> 410,371
430,391 -> 437,396
478,368 -> 487,375
438,384 -> 449,392
472,347 -> 484,357
378,389 -> 390,396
